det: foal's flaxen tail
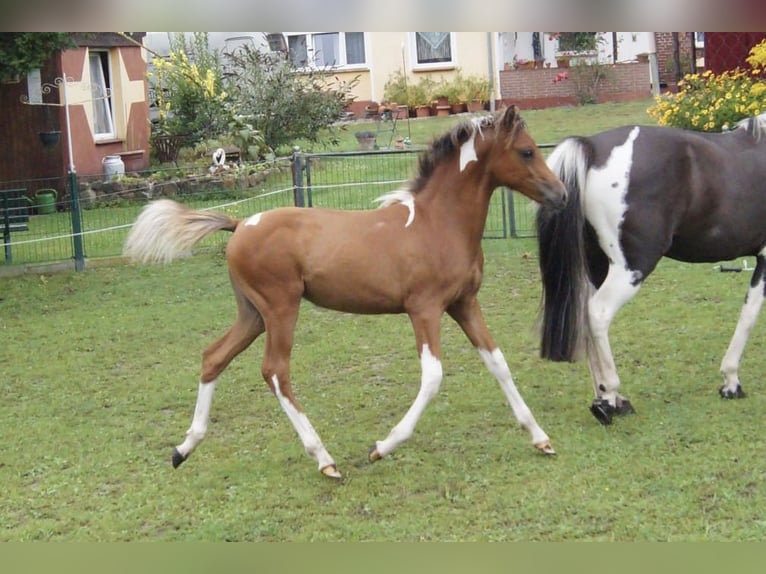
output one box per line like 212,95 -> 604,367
535,138 -> 591,362
123,199 -> 240,264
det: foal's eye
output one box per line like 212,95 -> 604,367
519,148 -> 535,160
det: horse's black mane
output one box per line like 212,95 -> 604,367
408,113 -> 501,194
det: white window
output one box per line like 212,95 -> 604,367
694,32 -> 705,49
88,50 -> 115,140
411,32 -> 456,70
286,32 -> 366,68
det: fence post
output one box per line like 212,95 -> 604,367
507,189 -> 518,238
292,147 -> 305,207
69,170 -> 85,271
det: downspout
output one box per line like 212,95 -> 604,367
487,32 -> 496,112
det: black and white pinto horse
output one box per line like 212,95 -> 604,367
536,112 -> 766,424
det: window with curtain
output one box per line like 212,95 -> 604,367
89,50 -> 115,139
287,33 -> 366,68
414,32 -> 454,65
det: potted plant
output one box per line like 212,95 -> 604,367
354,130 -> 377,150
407,77 -> 435,117
463,75 -> 490,112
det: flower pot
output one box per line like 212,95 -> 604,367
39,131 -> 61,147
355,131 -> 377,150
556,57 -> 570,68
415,105 -> 432,118
467,100 -> 484,113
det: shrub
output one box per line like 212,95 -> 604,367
223,44 -> 358,153
648,40 -> 766,132
150,33 -> 232,143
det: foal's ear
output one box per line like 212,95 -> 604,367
500,104 -> 519,130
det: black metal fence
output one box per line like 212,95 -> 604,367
1,147 -> 542,272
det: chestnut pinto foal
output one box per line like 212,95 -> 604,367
124,105 -> 566,478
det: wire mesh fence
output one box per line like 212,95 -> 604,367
1,147 -> 542,271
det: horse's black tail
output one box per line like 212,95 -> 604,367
536,137 -> 591,362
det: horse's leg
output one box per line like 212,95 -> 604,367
447,296 -> 554,454
369,309 -> 443,462
173,290 -> 265,468
719,254 -> 766,399
260,303 -> 339,479
586,263 -> 642,424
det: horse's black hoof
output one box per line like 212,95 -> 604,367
590,399 -> 614,425
171,448 -> 187,468
719,385 -> 746,399
616,399 -> 636,416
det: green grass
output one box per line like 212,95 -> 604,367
296,99 -> 656,152
2,236 -> 765,541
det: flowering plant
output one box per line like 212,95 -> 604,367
150,34 -> 232,142
647,40 -> 766,132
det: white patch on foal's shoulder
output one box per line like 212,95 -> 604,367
459,132 -> 478,171
374,189 -> 415,227
245,212 -> 262,226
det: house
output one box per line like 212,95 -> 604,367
0,33 -> 150,201
142,32 -> 658,119
254,32 -> 659,114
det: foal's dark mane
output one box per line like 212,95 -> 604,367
408,111 -> 521,194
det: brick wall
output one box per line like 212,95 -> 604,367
498,62 -> 651,109
654,32 -> 695,88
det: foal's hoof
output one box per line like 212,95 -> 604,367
171,448 -> 187,469
368,445 -> 383,463
589,398 -> 635,425
320,464 -> 342,480
719,384 -> 746,399
534,440 -> 556,455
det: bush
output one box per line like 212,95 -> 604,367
647,40 -> 766,131
150,33 -> 232,143
223,45 -> 358,153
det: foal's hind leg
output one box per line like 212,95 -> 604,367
719,254 -> 766,399
173,291 -> 265,468
260,304 -> 339,479
448,296 -> 554,454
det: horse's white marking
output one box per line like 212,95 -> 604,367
245,213 -> 262,227
175,380 -> 217,458
374,189 -> 415,227
477,348 -> 550,446
460,132 -> 478,171
584,126 -> 640,269
373,344 -> 442,458
569,127 -> 645,402
271,375 -> 335,471
720,248 -> 766,392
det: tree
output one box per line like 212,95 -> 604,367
0,33 -> 76,81
222,44 -> 358,152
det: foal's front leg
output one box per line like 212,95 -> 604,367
448,297 -> 554,454
369,310 -> 444,462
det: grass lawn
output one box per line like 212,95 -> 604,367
2,233 -> 765,541
8,98 -> 760,542
301,99 -> 656,153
